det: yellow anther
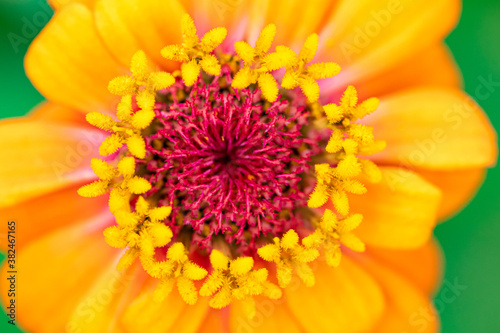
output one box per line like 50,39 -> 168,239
234,41 -> 256,65
126,135 -> 147,160
298,33 -> 319,64
232,24 -> 292,102
255,24 -> 276,56
181,60 -> 201,86
258,72 -> 279,102
142,242 -> 207,305
229,256 -> 254,276
77,180 -> 109,198
109,188 -> 131,214
78,156 -> 151,202
308,163 -> 367,215
200,27 -> 228,53
103,196 -> 173,271
116,95 -> 133,121
86,112 -> 116,131
108,76 -> 136,96
257,230 -> 319,288
200,54 -> 222,76
303,210 -> 365,268
131,108 -> 156,130
88,50 -> 173,160
90,158 -> 117,180
323,86 -> 379,126
167,242 -> 187,262
181,14 -> 199,48
281,33 -> 340,103
117,156 -> 136,177
109,50 -> 174,109
99,134 -> 124,156
149,206 -> 173,223
130,50 -> 151,81
161,14 -> 227,86
299,76 -> 320,104
127,176 -> 152,194
261,46 -> 297,71
200,250 -> 281,318
335,154 -> 362,179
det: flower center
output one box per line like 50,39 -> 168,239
78,14 -> 383,316
141,66 -> 322,254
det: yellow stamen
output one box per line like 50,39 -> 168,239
78,157 -> 151,200
258,230 -> 319,288
232,24 -> 293,102
141,242 -> 207,305
161,13 -> 227,86
76,13 -> 386,309
303,209 -> 365,267
281,33 -> 341,103
200,250 -> 281,318
103,196 -> 173,271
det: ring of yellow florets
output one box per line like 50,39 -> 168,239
78,13 -> 384,318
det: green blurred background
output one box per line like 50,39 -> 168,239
0,0 -> 499,332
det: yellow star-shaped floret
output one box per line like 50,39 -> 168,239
200,250 -> 281,318
108,50 -> 175,127
142,242 -> 207,305
103,196 -> 173,270
77,157 -> 151,209
258,230 -> 320,288
232,24 -> 297,102
303,209 -> 365,267
161,14 -> 227,86
307,163 -> 368,215
281,33 -> 341,103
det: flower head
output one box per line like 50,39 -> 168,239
1,1 -> 497,332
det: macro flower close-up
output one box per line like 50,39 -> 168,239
0,0 -> 499,332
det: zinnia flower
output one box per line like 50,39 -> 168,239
1,0 -> 497,332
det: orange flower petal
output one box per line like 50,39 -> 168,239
197,309 -> 228,333
365,88 -> 497,169
367,240 -> 443,295
319,0 -> 461,94
418,168 -> 486,220
360,254 -> 440,333
285,256 -> 385,333
261,0 -> 337,46
121,280 -> 209,333
0,118 -> 104,208
29,101 -> 90,127
351,167 -> 441,249
49,0 -> 97,9
179,0 -> 336,48
356,44 -> 462,100
0,221 -> 120,333
229,298 -> 304,333
94,0 -> 186,70
25,3 -> 127,114
64,263 -> 144,333
0,183 -> 108,252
